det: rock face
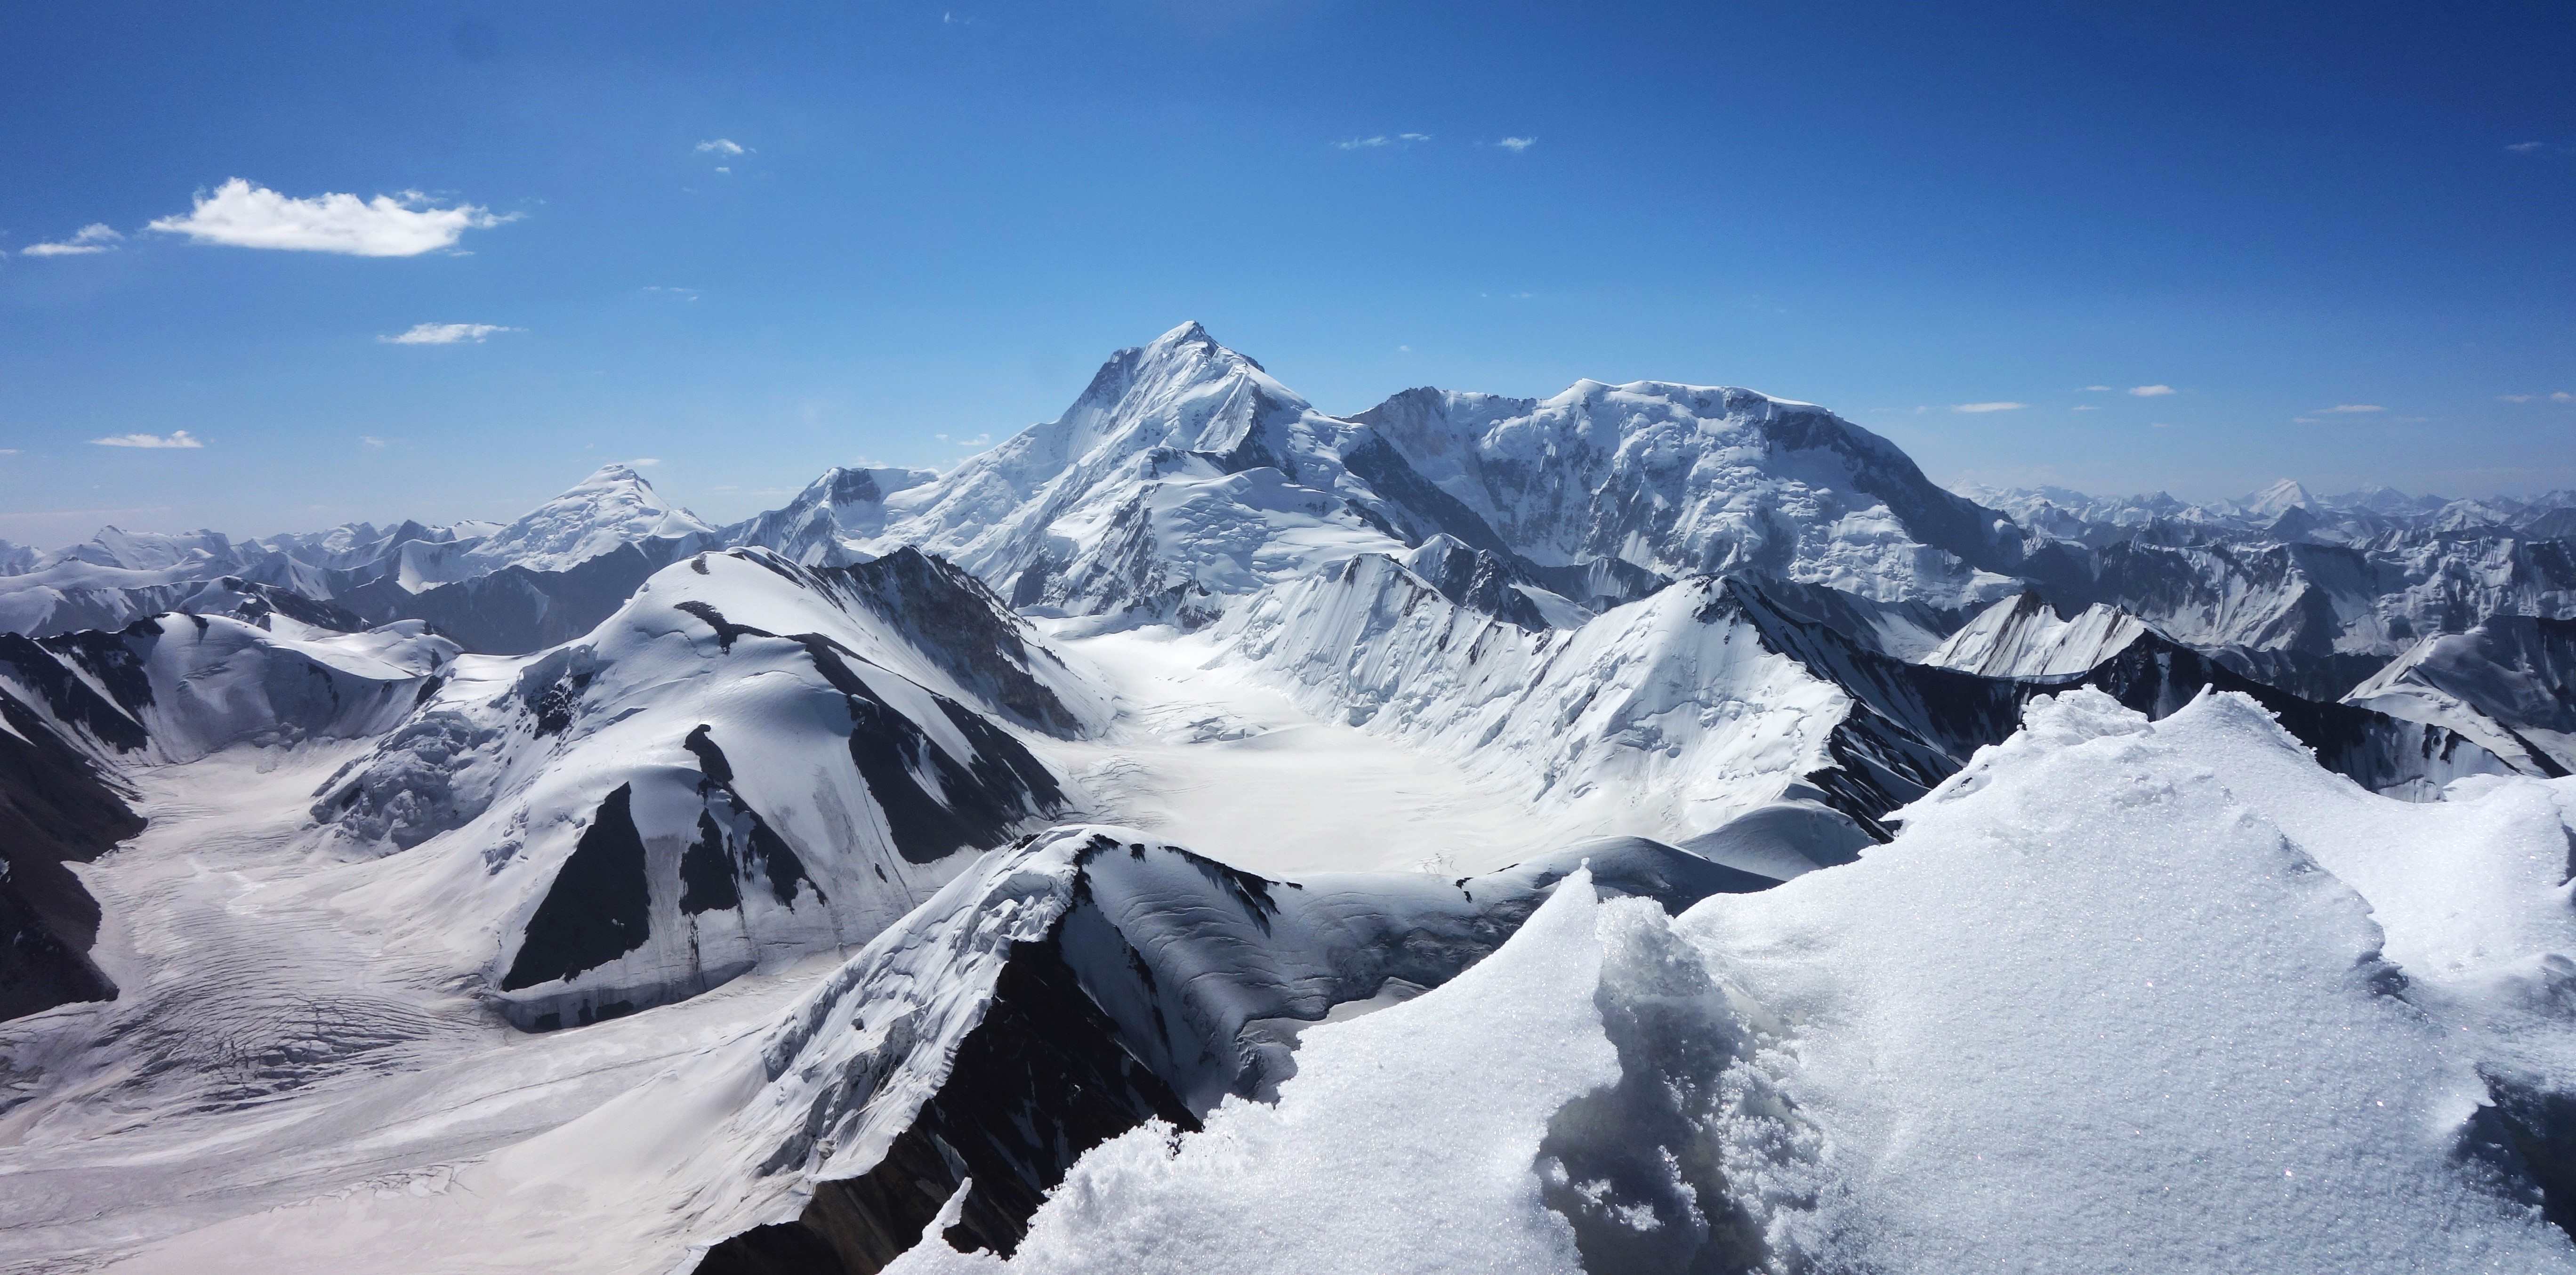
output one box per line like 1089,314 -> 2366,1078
0,687 -> 140,1022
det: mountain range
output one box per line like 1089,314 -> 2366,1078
8,323 -> 2576,1274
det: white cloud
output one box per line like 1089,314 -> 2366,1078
2506,141 -> 2547,153
90,430 -> 204,449
2071,404 -> 2100,412
713,166 -> 731,174
1336,136 -> 1391,150
0,448 -> 19,457
2081,385 -> 2113,392
2150,421 -> 2173,429
22,223 -> 122,257
644,285 -> 700,301
2316,403 -> 2384,413
361,436 -> 388,449
1495,137 -> 1537,153
1398,132 -> 1432,142
378,322 -> 518,345
2501,394 -> 2537,403
628,457 -> 662,467
1953,401 -> 2028,413
2128,384 -> 2176,397
695,138 -> 747,156
1397,344 -> 1412,352
2558,391 -> 2576,403
148,179 -> 513,256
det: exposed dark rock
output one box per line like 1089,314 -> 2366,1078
501,784 -> 653,992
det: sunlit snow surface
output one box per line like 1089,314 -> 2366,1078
892,691 -> 2576,1274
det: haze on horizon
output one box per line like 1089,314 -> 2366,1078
2,0 -> 2570,547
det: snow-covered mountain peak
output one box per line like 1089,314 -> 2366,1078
2239,478 -> 2317,518
460,463 -> 718,576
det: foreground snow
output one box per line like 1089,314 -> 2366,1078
886,691 -> 2576,1273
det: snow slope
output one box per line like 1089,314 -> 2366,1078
2346,613 -> 2576,775
885,692 -> 2576,1274
307,547 -> 1095,1028
1922,588 -> 2155,676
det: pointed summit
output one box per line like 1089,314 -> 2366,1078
2239,479 -> 2315,519
461,463 -> 716,576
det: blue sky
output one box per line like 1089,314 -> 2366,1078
3,1 -> 2571,547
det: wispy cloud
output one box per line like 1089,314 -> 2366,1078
628,457 -> 662,467
2560,391 -> 2576,403
1953,401 -> 2028,413
2071,404 -> 2100,412
695,138 -> 747,156
91,430 -> 204,449
935,432 -> 993,448
0,449 -> 19,457
2506,141 -> 2548,153
2500,394 -> 2536,403
1495,137 -> 1537,153
22,223 -> 121,257
148,179 -> 514,256
2081,385 -> 2113,392
2128,384 -> 2176,397
1398,132 -> 1431,142
644,285 -> 700,302
361,436 -> 388,449
2315,403 -> 2384,413
378,322 -> 518,345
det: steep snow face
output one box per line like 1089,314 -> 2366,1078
1924,589 -> 2154,677
1353,380 -> 2024,605
1212,555 -> 1873,839
306,548 -> 1096,1026
724,466 -> 941,567
455,464 -> 718,579
861,323 -> 1407,616
2346,614 -> 2576,774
